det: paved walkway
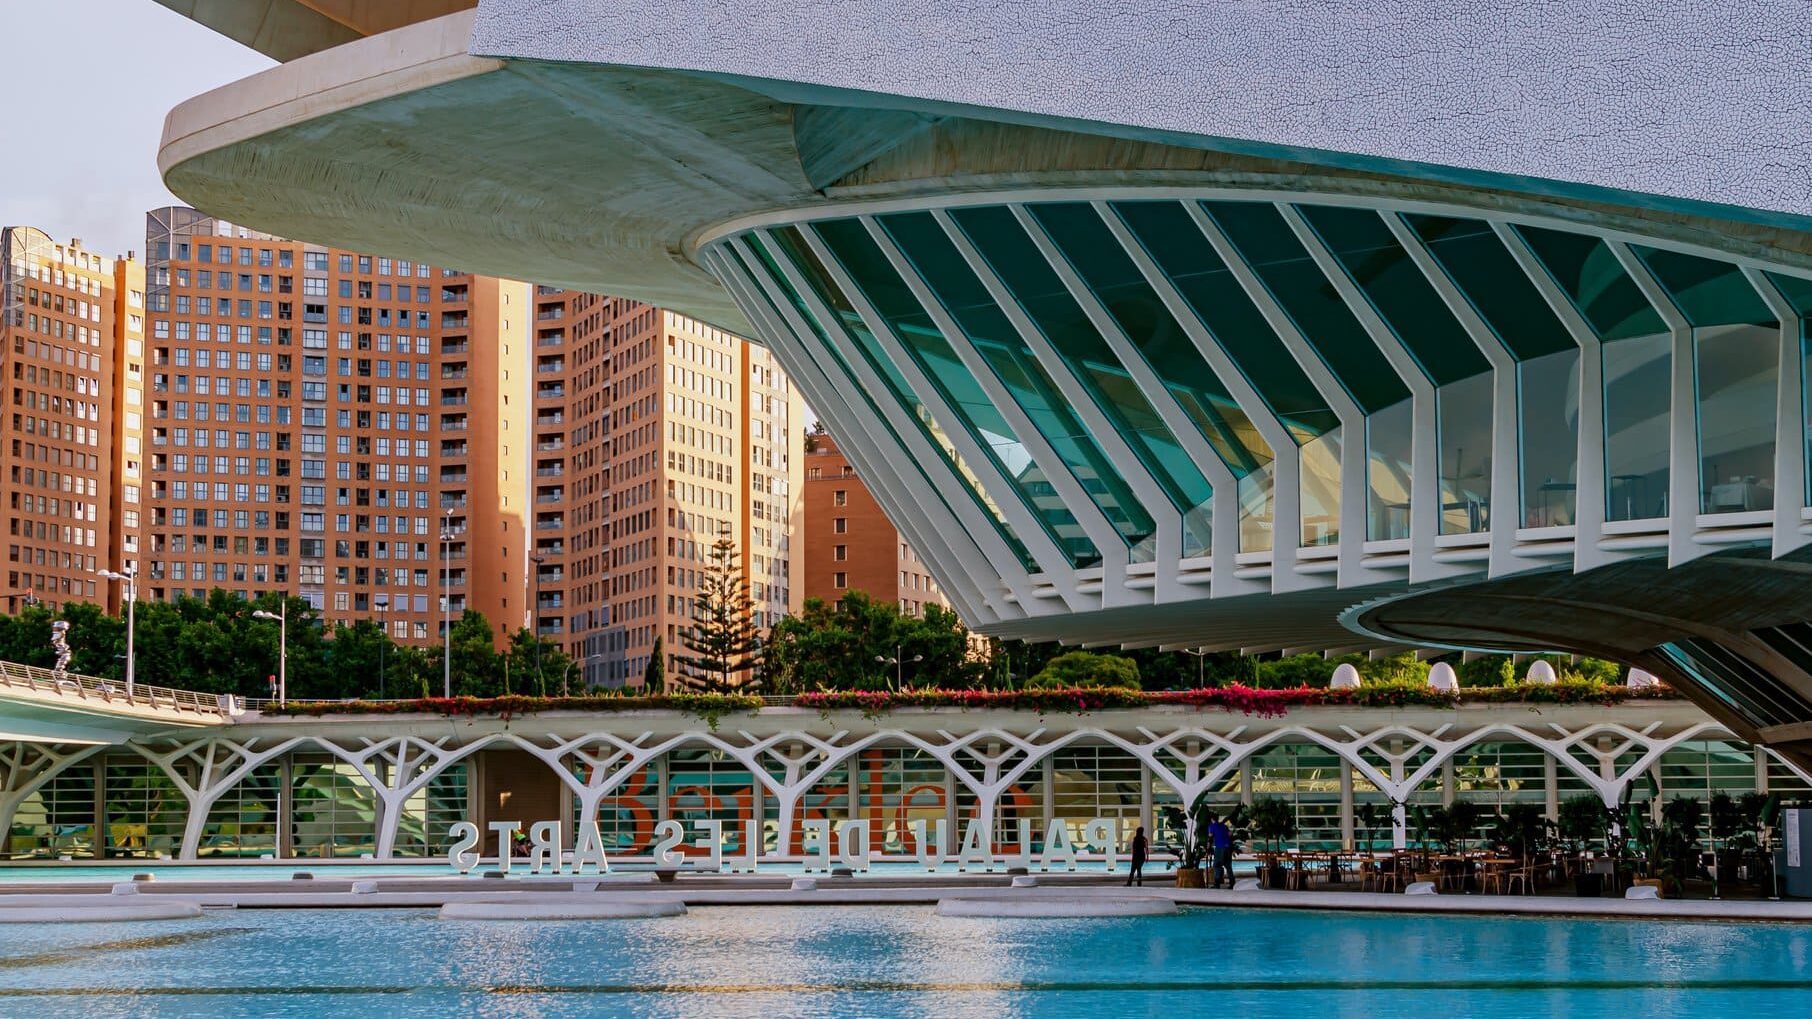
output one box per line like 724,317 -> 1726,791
4,872 -> 1808,922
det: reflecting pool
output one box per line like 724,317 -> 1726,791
0,905 -> 1805,1018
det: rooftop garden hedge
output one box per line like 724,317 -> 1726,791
263,680 -> 1676,723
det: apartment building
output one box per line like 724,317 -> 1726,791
0,227 -> 143,614
531,290 -> 803,688
801,431 -> 949,618
141,208 -> 529,645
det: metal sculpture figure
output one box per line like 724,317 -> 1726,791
50,620 -> 71,678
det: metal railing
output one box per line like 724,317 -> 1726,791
0,659 -> 233,717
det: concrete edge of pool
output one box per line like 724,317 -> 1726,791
0,877 -> 1808,923
439,896 -> 687,920
936,896 -> 1178,917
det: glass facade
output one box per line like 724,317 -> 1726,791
710,192 -> 1812,595
1636,247 -> 1779,514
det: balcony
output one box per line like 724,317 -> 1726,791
536,413 -> 565,426
536,439 -> 564,452
441,368 -> 469,381
440,395 -> 468,407
537,386 -> 566,400
440,471 -> 469,484
536,492 -> 564,504
536,360 -> 565,375
534,519 -> 564,531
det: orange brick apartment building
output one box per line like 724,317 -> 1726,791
802,431 -> 948,617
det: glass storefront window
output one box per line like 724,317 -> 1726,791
7,765 -> 96,859
200,763 -> 279,858
1635,247 -> 1779,515
103,758 -> 186,858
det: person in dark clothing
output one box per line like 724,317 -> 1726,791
1207,815 -> 1234,888
1126,826 -> 1149,886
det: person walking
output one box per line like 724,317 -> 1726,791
1126,826 -> 1149,886
1208,814 -> 1235,888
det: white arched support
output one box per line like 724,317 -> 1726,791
0,742 -> 105,849
135,736 -> 308,860
51,714 -> 1758,861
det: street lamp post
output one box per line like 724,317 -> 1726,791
874,645 -> 923,691
562,653 -> 597,699
440,508 -> 455,699
96,567 -> 137,700
375,597 -> 388,699
1182,647 -> 1210,688
252,604 -> 287,706
530,554 -> 545,697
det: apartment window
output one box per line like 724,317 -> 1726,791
833,545 -> 847,562
833,517 -> 847,534
833,490 -> 847,506
833,571 -> 847,589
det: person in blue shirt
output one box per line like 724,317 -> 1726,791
1207,814 -> 1234,888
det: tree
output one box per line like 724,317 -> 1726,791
1028,650 -> 1140,689
503,627 -> 571,697
644,636 -> 665,689
679,532 -> 762,692
763,591 -> 983,692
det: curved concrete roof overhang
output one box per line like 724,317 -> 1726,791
159,6 -> 1812,341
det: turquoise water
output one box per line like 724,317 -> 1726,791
0,906 -> 1805,1017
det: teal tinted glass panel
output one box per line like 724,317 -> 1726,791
1296,205 -> 1487,386
927,206 -> 1208,555
1109,201 -> 1337,442
730,237 -> 1037,571
1018,202 -> 1270,478
1763,273 -> 1812,502
1240,461 -> 1274,553
1519,348 -> 1580,527
810,217 -> 1102,565
1634,248 -> 1773,327
1403,214 -> 1574,360
1635,249 -> 1778,513
1438,373 -> 1493,534
1300,427 -> 1341,546
877,210 -> 1156,556
1201,201 -> 1410,414
1603,331 -> 1671,521
1694,323 -> 1778,514
1512,226 -> 1664,342
1367,399 -> 1413,540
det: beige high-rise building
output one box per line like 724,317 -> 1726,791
532,290 -> 803,689
141,208 -> 529,645
0,227 -> 143,614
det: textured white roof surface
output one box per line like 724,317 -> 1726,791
470,0 -> 1812,222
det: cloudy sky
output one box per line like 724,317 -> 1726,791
3,0 -> 273,256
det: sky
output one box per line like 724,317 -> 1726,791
2,0 -> 274,257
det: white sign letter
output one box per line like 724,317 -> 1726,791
487,820 -> 521,873
573,820 -> 610,874
527,820 -> 561,874
957,817 -> 990,871
447,821 -> 480,874
837,819 -> 871,872
1084,817 -> 1118,872
910,819 -> 948,871
652,819 -> 685,867
740,819 -> 761,873
802,819 -> 832,872
1039,818 -> 1077,872
694,819 -> 725,873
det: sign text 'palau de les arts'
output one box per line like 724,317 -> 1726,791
445,817 -> 1128,874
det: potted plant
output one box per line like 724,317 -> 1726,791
1160,796 -> 1212,888
1247,797 -> 1296,888
1558,794 -> 1607,896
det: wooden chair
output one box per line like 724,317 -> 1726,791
1506,861 -> 1536,896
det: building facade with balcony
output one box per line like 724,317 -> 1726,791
142,208 -> 529,644
0,227 -> 143,615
